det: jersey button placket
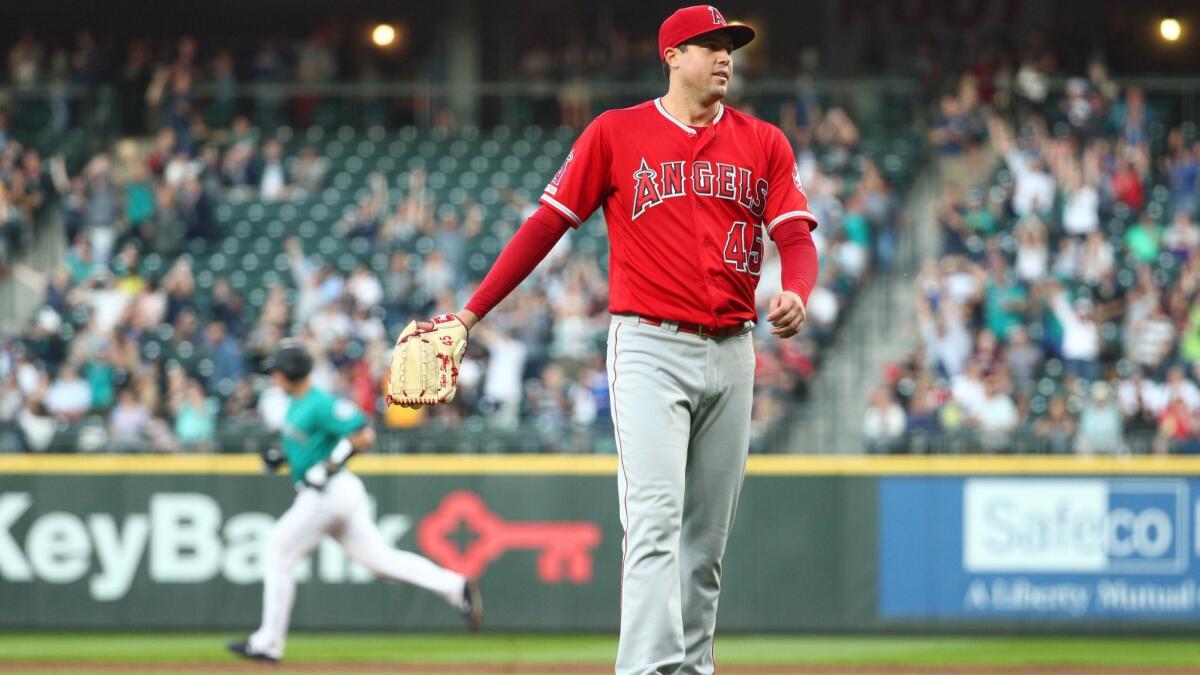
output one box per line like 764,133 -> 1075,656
690,128 -> 722,321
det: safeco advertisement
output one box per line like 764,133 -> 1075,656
879,477 -> 1200,619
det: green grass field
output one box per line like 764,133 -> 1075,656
3,634 -> 1200,673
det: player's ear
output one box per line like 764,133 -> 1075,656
663,45 -> 685,70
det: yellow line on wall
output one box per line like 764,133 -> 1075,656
2,454 -> 1200,476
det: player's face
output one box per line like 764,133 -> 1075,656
675,32 -> 735,101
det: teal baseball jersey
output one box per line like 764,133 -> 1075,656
281,387 -> 367,484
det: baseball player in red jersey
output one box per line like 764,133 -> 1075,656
417,5 -> 819,673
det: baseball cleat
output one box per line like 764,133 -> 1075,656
460,579 -> 484,631
227,641 -> 281,664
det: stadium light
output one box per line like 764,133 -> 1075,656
1160,17 -> 1182,42
372,23 -> 397,48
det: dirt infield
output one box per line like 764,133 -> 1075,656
4,663 -> 1198,674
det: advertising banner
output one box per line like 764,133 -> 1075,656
880,477 -> 1200,621
0,463 -> 873,631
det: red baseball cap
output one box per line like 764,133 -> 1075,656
658,5 -> 756,62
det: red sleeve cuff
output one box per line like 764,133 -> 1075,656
772,219 -> 819,305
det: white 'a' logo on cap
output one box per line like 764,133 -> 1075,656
709,6 -> 726,25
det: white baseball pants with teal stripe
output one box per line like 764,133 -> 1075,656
249,471 -> 465,659
607,314 -> 755,675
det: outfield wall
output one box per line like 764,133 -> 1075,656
2,455 -> 1199,632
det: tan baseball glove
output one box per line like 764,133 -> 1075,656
386,313 -> 470,407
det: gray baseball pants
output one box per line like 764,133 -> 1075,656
607,314 -> 755,675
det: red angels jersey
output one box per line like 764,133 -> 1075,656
539,99 -> 817,329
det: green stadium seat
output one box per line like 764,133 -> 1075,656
467,253 -> 489,273
261,269 -> 283,288
1044,358 -> 1063,379
304,126 -> 326,145
480,139 -> 501,158
196,269 -> 215,290
185,239 -> 208,257
522,171 -> 546,191
414,236 -> 435,255
317,236 -> 338,256
355,139 -> 379,158
511,140 -> 532,157
210,252 -> 231,274
241,252 -> 261,273
141,339 -> 163,361
337,253 -> 358,274
229,270 -> 248,291
153,321 -> 175,341
331,171 -> 354,191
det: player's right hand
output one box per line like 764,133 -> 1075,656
303,463 -> 329,490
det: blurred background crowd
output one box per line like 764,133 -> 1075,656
866,60 -> 1200,455
1,0 -> 1198,455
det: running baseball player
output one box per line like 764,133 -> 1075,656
397,5 -> 818,673
228,340 -> 482,664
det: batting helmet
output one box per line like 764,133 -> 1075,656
267,339 -> 313,381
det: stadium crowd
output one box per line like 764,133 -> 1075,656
867,61 -> 1200,455
0,32 -> 893,454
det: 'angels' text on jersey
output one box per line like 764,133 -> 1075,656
631,159 -> 766,221
537,99 -> 818,329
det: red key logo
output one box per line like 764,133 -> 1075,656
417,491 -> 602,583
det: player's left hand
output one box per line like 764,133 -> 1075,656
766,291 -> 807,339
303,463 -> 329,490
260,445 -> 286,474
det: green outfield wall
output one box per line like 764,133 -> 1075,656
1,455 -> 1199,631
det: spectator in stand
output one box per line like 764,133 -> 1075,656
172,378 -> 217,452
1075,382 -> 1125,455
290,146 -> 327,197
1163,129 -> 1199,218
109,387 -> 151,452
1047,280 -> 1100,381
989,116 -> 1055,218
1128,301 -> 1176,379
974,374 -> 1020,452
259,140 -> 290,202
1163,211 -> 1200,262
1155,393 -> 1199,455
1034,395 -> 1076,454
44,364 -> 92,421
1006,326 -> 1043,397
863,387 -> 906,454
917,280 -> 971,378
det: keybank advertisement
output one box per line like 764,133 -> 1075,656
0,472 -> 867,630
879,477 -> 1200,619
